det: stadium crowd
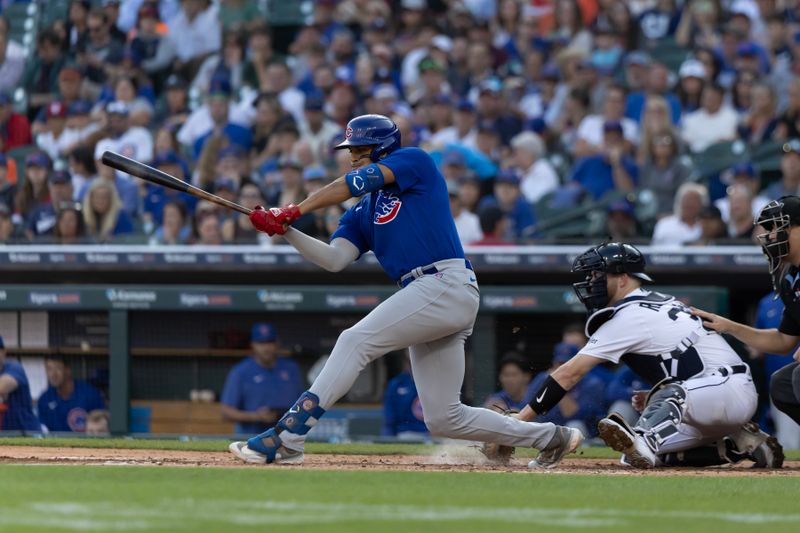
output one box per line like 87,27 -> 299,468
0,0 -> 797,247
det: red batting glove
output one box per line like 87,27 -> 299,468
272,204 -> 302,225
249,206 -> 279,235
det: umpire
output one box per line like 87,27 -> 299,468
694,195 -> 800,426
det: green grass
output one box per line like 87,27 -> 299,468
1,436 -> 799,459
0,465 -> 797,532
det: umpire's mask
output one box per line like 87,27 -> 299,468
755,197 -> 800,292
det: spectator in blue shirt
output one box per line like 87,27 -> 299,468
484,353 -> 534,413
0,336 -> 41,433
37,356 -> 106,433
382,356 -> 428,438
192,76 -> 252,159
142,150 -> 197,227
477,169 -> 537,241
569,120 -> 638,200
221,323 -> 304,435
529,343 -> 608,438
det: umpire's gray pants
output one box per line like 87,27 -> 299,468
301,260 -> 557,449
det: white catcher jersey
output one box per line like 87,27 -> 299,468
581,288 -> 744,384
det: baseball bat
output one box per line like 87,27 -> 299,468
100,151 -> 253,216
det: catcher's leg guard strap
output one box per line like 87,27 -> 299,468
635,382 -> 687,452
277,391 -> 326,435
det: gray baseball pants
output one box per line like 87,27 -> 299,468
281,259 -> 558,451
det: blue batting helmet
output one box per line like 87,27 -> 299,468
334,114 -> 401,162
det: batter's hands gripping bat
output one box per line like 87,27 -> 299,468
100,151 -> 252,215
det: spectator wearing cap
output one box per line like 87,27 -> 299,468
652,182 -> 708,245
107,75 -> 156,129
639,130 -> 691,216
675,59 -> 707,114
408,56 -> 451,106
21,29 -> 67,111
606,198 -> 640,241
26,171 -> 74,240
299,95 -> 340,166
569,120 -> 638,200
221,323 -> 304,434
15,152 -> 52,224
621,51 -> 652,93
574,84 -> 639,158
429,100 -> 478,150
188,77 -> 252,159
167,0 -> 221,81
222,182 -> 266,245
510,131 -> 559,204
589,20 -> 623,74
82,179 -> 135,242
472,204 -> 513,246
0,92 -> 31,153
94,99 -> 154,176
681,82 -> 738,152
765,139 -> 800,200
28,67 -> 84,137
35,102 -> 71,161
76,7 -> 124,84
527,342 -> 608,438
483,353 -> 534,412
142,150 -> 197,227
713,161 -> 770,223
118,0 -> 180,34
0,154 -> 13,212
0,30 -> 25,94
475,78 -> 523,146
447,180 -> 482,246
478,170 -> 537,241
0,335 -> 42,433
738,82 -> 779,145
624,63 -> 682,125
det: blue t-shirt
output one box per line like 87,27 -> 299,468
0,360 -> 41,432
192,123 -> 253,160
332,147 -> 465,282
220,356 -> 304,434
485,390 -> 530,412
37,380 -> 106,432
142,184 -> 198,226
477,195 -> 537,240
755,293 -> 798,379
570,155 -> 639,200
605,366 -> 649,405
382,371 -> 428,436
625,92 -> 681,124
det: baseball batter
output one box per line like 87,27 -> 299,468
513,242 -> 782,468
229,114 -> 583,466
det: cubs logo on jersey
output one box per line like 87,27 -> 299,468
374,190 -> 402,224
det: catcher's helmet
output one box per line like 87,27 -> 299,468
755,195 -> 800,291
334,114 -> 401,162
571,242 -> 654,313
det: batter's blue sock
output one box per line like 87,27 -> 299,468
276,391 -> 326,435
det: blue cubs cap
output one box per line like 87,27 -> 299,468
495,169 -> 520,186
68,100 -> 92,116
26,151 -> 52,168
456,99 -> 475,112
303,166 -> 327,181
731,161 -> 756,178
304,94 -> 325,111
553,342 -> 579,364
251,322 -> 277,343
603,120 -> 624,134
736,42 -> 759,57
607,198 -> 636,217
219,145 -> 245,160
49,170 -> 72,185
208,76 -> 232,98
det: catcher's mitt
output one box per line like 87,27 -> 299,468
481,405 -> 518,465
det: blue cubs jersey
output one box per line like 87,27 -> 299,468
332,147 -> 465,282
221,356 -> 305,434
0,360 -> 41,432
485,390 -> 530,412
382,371 -> 428,436
37,380 -> 106,432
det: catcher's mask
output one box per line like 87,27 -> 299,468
572,242 -> 654,314
755,196 -> 800,292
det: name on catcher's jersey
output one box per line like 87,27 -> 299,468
332,147 -> 465,282
581,288 -> 744,384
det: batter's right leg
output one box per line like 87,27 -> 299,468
770,363 -> 800,425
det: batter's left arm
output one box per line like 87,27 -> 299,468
298,164 -> 397,215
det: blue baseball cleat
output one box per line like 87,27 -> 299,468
228,428 -> 304,465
